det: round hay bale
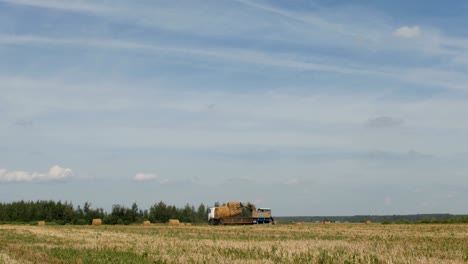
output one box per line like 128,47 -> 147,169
38,221 -> 45,226
143,220 -> 151,226
185,223 -> 192,226
365,220 -> 372,225
168,219 -> 180,226
92,219 -> 102,226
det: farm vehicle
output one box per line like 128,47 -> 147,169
208,202 -> 275,225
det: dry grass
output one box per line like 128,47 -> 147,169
0,223 -> 467,263
0,252 -> 23,264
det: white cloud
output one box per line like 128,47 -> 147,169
394,25 -> 421,38
366,116 -> 404,128
0,165 -> 73,182
133,173 -> 158,181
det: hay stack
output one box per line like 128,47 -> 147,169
143,221 -> 151,226
38,221 -> 45,226
185,223 -> 192,226
168,219 -> 180,226
214,202 -> 243,219
227,201 -> 242,216
214,206 -> 230,219
226,201 -> 241,209
92,219 -> 102,226
323,221 -> 330,225
365,220 -> 372,225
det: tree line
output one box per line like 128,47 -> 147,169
0,200 -> 209,225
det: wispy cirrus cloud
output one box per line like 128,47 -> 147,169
1,34 -> 468,91
0,0 -> 114,14
0,34 -> 382,75
1,0 -> 468,214
235,0 -> 345,34
2,0 -> 468,71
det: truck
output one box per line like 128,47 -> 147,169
207,201 -> 275,225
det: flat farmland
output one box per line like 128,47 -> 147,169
0,223 -> 466,263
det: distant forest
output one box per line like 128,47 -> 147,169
0,200 -> 208,225
0,200 -> 467,225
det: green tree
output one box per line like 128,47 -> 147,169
196,203 -> 207,223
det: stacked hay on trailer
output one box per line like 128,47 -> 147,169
214,206 -> 230,219
214,202 -> 244,219
227,201 -> 242,216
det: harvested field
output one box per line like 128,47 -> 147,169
0,223 -> 466,263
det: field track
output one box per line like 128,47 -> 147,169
0,223 -> 467,263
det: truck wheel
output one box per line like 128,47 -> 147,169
219,219 -> 224,225
208,219 -> 214,225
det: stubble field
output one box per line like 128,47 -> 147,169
0,223 -> 467,263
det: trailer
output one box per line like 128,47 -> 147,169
208,202 -> 275,225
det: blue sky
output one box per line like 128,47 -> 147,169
1,0 -> 467,216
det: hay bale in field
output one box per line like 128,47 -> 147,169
168,219 -> 180,226
38,221 -> 45,226
185,223 -> 192,226
92,219 -> 102,226
323,220 -> 330,225
365,220 -> 372,225
143,220 -> 151,226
